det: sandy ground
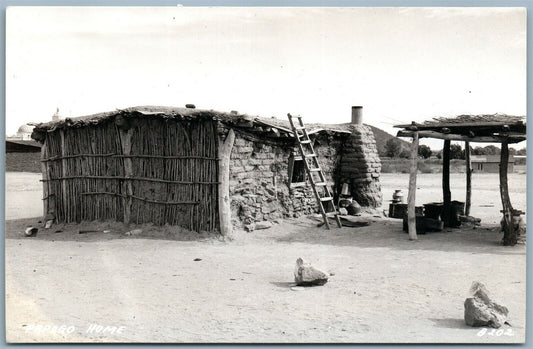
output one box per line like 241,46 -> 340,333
4,172 -> 527,343
5,172 -> 43,220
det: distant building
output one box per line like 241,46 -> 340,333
5,108 -> 59,172
7,108 -> 61,141
513,155 -> 526,174
514,155 -> 526,165
52,107 -> 60,122
7,124 -> 35,141
471,155 -> 514,173
6,139 -> 41,152
5,139 -> 42,172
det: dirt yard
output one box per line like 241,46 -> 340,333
4,172 -> 527,343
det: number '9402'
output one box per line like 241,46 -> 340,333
477,328 -> 514,337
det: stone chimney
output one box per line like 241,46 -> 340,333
351,106 -> 363,125
338,105 -> 382,208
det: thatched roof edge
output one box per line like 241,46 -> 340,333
30,106 -> 353,143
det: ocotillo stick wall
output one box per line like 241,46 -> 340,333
39,115 -> 219,232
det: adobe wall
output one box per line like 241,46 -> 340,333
6,152 -> 41,173
338,125 -> 383,207
227,131 -> 343,229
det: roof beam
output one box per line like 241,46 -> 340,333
395,121 -> 525,129
396,130 -> 525,143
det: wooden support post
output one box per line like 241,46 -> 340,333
218,129 -> 235,236
60,130 -> 68,222
119,129 -> 134,225
442,139 -> 452,227
465,141 -> 472,216
40,140 -> 50,219
500,140 -> 516,246
407,132 -> 419,240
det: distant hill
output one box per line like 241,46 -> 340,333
367,125 -> 410,157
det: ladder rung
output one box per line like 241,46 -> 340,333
295,126 -> 306,130
315,182 -> 327,186
294,154 -> 315,160
300,140 -> 311,144
326,212 -> 340,217
320,196 -> 334,202
309,168 -> 322,172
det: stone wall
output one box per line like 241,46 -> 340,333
227,131 -> 344,229
338,125 -> 382,207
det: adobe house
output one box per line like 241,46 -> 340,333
471,155 -> 514,173
5,139 -> 42,173
31,106 -> 382,234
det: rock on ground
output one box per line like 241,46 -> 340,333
255,221 -> 273,230
464,281 -> 509,328
294,258 -> 328,286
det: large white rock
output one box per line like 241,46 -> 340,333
294,258 -> 328,286
464,282 -> 509,328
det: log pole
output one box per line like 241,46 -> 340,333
407,132 -> 419,240
465,141 -> 472,216
500,140 -> 516,246
442,140 -> 452,227
218,129 -> 235,236
60,130 -> 68,222
118,129 -> 134,225
40,140 -> 50,219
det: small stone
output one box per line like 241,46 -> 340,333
24,227 -> 38,237
294,258 -> 328,286
255,221 -> 273,230
339,208 -> 348,215
244,223 -> 255,232
125,229 -> 142,236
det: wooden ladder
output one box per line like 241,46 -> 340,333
287,113 -> 342,229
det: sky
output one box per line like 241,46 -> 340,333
6,6 -> 527,148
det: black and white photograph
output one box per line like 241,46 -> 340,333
4,6 -> 527,343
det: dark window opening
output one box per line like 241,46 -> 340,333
291,160 -> 306,183
288,154 -> 306,185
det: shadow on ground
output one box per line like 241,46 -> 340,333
5,217 -> 222,243
429,318 -> 470,330
263,217 -> 525,255
5,216 -> 526,256
270,281 -> 296,289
